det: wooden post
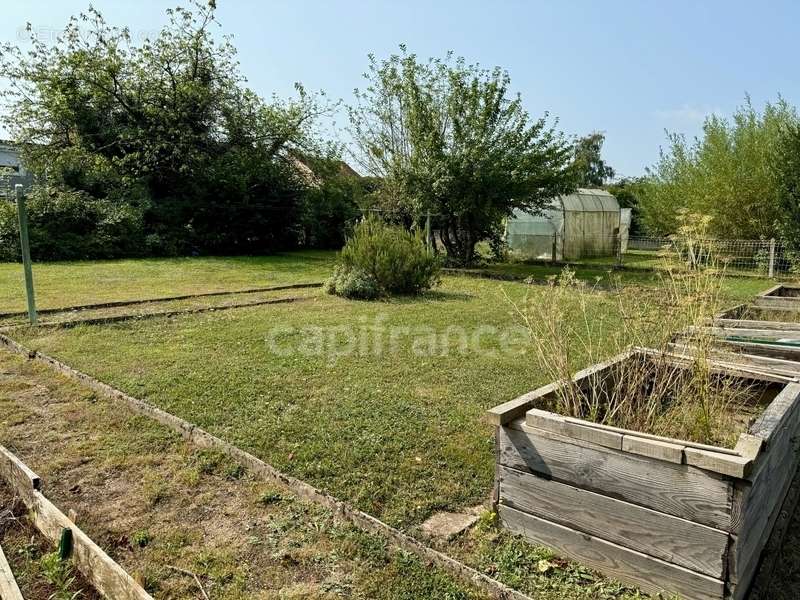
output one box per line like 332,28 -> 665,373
769,238 -> 776,278
15,184 -> 37,324
425,211 -> 432,254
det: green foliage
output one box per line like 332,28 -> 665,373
0,2 -> 340,258
0,185 -> 146,261
326,217 -> 440,299
775,120 -> 800,249
605,177 -> 646,236
299,159 -> 361,249
639,96 -> 796,237
39,552 -> 82,600
348,47 -> 577,265
325,264 -> 382,300
573,132 -> 615,187
131,530 -> 151,548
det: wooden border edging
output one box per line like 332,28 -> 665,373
0,541 -> 24,600
0,444 -> 152,600
0,295 -> 314,331
0,282 -> 323,320
0,334 -> 533,600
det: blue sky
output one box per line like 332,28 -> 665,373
2,0 -> 798,177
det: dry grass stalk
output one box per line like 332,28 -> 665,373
512,215 -> 764,446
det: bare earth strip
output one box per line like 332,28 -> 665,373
0,350 -> 487,600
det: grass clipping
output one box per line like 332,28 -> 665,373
514,230 -> 765,447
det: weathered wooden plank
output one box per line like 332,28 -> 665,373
712,338 -> 800,362
499,505 -> 725,600
731,428 -> 800,583
0,445 -> 152,600
669,342 -> 800,377
499,423 -> 732,530
684,447 -> 753,478
713,318 -> 800,332
0,444 -> 40,498
498,465 -> 728,577
729,384 -> 800,584
753,297 -> 800,311
621,435 -> 684,464
23,490 -> 153,600
749,382 -> 800,443
756,284 -> 786,298
0,542 -> 24,600
526,409 -> 623,450
486,383 -> 559,426
560,416 -> 739,456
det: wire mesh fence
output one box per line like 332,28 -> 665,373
508,233 -> 796,278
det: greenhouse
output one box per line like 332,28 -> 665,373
505,188 -> 626,261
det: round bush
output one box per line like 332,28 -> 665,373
326,218 -> 440,299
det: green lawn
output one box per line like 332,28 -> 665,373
2,254 -> 789,598
0,251 -> 335,313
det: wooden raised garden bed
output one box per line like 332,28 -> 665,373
752,283 -> 800,311
487,349 -> 800,600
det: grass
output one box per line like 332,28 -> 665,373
0,346 -> 658,599
0,352 -> 487,599
0,252 -> 787,598
10,264 -> 774,528
0,250 -> 335,313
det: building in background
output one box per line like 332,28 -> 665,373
505,188 -> 626,261
0,140 -> 35,198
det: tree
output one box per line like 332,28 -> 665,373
347,47 -> 577,265
605,177 -> 645,236
775,122 -> 800,248
0,1 -> 338,256
574,132 -> 615,187
639,96 -> 796,238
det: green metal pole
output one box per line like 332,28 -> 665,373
15,184 -> 37,325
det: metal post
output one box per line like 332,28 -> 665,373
15,185 -> 37,325
768,238 -> 776,278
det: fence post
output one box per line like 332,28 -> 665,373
551,232 -> 557,262
424,211 -> 432,254
15,184 -> 37,325
768,238 -> 776,278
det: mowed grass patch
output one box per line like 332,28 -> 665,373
13,275 -> 644,528
0,250 -> 335,313
8,265 -> 776,528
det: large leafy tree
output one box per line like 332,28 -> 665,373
775,122 -> 800,248
574,132 -> 615,187
0,1 -> 338,255
348,48 -> 577,265
639,97 -> 795,238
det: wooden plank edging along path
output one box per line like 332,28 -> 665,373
0,294 -> 314,332
0,540 -> 24,600
0,282 -> 323,320
0,332 -> 534,600
0,444 -> 153,600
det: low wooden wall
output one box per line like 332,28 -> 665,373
488,351 -> 800,600
754,284 -> 800,310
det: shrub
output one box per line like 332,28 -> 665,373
0,185 -> 146,261
324,264 -> 382,300
326,218 -> 440,299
